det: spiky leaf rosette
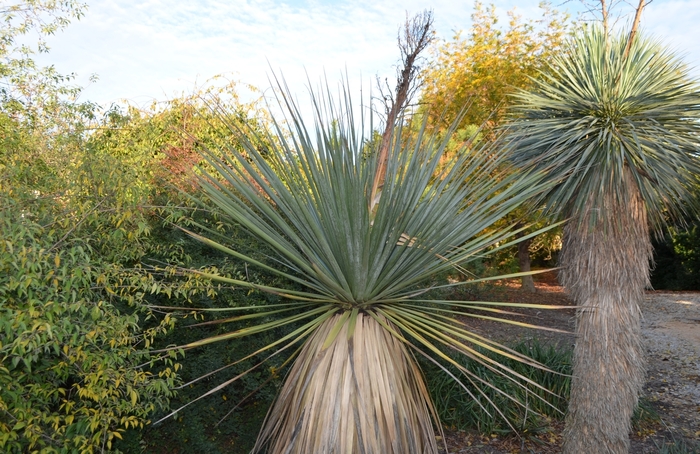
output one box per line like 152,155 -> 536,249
505,25 -> 700,232
166,79 -> 565,453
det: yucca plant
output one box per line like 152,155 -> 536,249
505,26 -> 700,454
161,79 -> 566,453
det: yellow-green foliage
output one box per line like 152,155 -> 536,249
0,106 -> 194,452
0,71 -> 278,450
421,1 -> 571,132
0,218 -> 174,452
0,3 -> 289,452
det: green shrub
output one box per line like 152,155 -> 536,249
0,105 -> 206,452
0,215 -> 179,452
423,340 -> 571,436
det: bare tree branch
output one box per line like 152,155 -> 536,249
623,0 -> 648,58
370,10 -> 434,214
573,0 -> 645,32
602,0 -> 610,35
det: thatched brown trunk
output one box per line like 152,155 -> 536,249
255,312 -> 438,454
560,169 -> 651,454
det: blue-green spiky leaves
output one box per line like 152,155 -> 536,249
170,79 -> 570,454
506,25 -> 700,231
195,81 -> 545,308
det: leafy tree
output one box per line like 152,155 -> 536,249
421,1 -> 571,134
504,24 -> 700,454
0,3 -> 207,451
0,108 -> 192,451
0,1 -> 93,133
0,1 -> 86,56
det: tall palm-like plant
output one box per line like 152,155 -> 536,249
505,26 -> 700,454
164,80 -> 564,453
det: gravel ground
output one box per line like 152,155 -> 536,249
639,292 -> 700,441
440,282 -> 700,453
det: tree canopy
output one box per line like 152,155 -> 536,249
420,1 -> 571,133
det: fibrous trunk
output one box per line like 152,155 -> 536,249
255,312 -> 438,454
560,171 -> 651,454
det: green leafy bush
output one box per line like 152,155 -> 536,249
0,215 -> 178,452
0,2 -> 284,451
0,105 -> 199,451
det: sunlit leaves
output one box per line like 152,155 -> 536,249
0,213 -> 181,452
421,1 -> 572,133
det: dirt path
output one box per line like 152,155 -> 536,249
441,279 -> 700,453
640,292 -> 700,444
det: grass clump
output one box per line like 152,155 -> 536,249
424,336 -> 663,443
656,438 -> 700,454
424,340 -> 571,437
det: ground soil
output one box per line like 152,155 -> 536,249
438,272 -> 700,454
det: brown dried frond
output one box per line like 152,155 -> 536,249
255,312 -> 439,454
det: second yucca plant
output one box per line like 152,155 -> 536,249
172,81 -> 560,453
505,25 -> 700,454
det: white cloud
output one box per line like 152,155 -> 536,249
31,0 -> 699,110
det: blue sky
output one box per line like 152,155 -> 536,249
34,0 -> 700,110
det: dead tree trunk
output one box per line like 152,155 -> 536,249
370,10 -> 434,214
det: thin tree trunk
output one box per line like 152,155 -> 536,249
370,11 -> 433,215
623,0 -> 647,59
517,238 -> 536,292
600,0 -> 609,36
560,169 -> 651,454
